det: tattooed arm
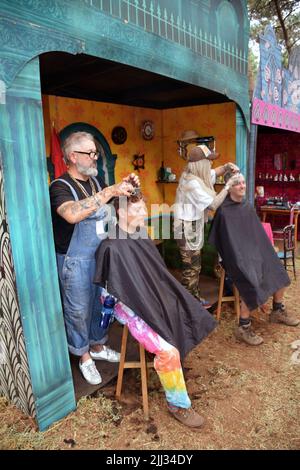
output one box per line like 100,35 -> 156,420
57,181 -> 134,224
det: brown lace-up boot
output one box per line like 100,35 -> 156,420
270,305 -> 300,326
234,325 -> 264,346
168,406 -> 204,428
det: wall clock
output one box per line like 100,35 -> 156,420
111,126 -> 127,144
141,120 -> 154,140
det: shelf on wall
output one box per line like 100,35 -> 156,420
256,179 -> 300,183
156,180 -> 178,183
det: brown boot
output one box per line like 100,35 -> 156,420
168,406 -> 204,428
270,306 -> 300,326
234,325 -> 264,346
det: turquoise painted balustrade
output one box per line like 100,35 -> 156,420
84,0 -> 248,75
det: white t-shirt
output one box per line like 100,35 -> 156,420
174,170 -> 216,221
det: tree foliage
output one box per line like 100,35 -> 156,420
248,47 -> 259,99
248,0 -> 300,58
247,1 -> 300,97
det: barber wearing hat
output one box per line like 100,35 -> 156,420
174,144 -> 239,308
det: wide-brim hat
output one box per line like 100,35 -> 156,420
179,130 -> 199,141
188,144 -> 220,162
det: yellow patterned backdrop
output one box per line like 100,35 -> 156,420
42,95 -> 236,208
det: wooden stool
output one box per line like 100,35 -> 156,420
116,325 -> 154,419
216,267 -> 240,322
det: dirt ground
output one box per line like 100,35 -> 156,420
1,261 -> 300,450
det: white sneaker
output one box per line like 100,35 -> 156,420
90,345 -> 120,363
79,358 -> 102,385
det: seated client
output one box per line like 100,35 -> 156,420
94,187 -> 217,428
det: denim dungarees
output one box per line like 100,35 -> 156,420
54,177 -> 108,356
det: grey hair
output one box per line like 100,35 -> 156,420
62,131 -> 95,164
224,170 -> 244,185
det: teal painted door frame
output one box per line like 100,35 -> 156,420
236,106 -> 248,178
0,57 -> 76,431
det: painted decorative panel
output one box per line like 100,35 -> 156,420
0,0 -> 249,126
0,155 -> 36,417
252,24 -> 300,133
85,0 -> 248,75
252,98 -> 300,133
0,12 -> 84,85
285,47 -> 300,114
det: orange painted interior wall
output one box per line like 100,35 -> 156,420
42,95 -> 236,208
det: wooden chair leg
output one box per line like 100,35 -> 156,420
116,325 -> 152,419
233,286 -> 240,322
116,325 -> 128,399
139,344 -> 149,420
292,252 -> 296,279
217,268 -> 225,321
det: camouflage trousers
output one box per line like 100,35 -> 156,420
179,247 -> 202,300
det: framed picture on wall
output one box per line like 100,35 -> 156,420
282,152 -> 288,170
273,153 -> 282,170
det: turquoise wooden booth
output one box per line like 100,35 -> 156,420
0,0 -> 250,430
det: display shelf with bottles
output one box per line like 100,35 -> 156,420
255,173 -> 300,208
157,161 -> 177,183
255,130 -> 300,206
256,179 -> 300,183
255,171 -> 300,205
256,171 -> 300,184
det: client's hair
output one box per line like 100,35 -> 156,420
224,169 -> 243,185
113,176 -> 144,216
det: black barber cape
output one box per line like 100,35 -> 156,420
208,196 -> 290,311
94,227 -> 217,360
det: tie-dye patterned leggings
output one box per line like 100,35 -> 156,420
114,301 -> 191,409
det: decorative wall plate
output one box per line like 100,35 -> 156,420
132,154 -> 145,171
141,120 -> 154,140
111,126 -> 127,144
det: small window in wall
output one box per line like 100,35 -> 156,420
216,1 -> 238,46
59,122 -> 117,186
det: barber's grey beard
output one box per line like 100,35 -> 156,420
76,163 -> 98,177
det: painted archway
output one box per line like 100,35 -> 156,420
59,122 -> 117,185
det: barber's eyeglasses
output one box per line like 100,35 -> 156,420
74,150 -> 100,160
131,187 -> 141,196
